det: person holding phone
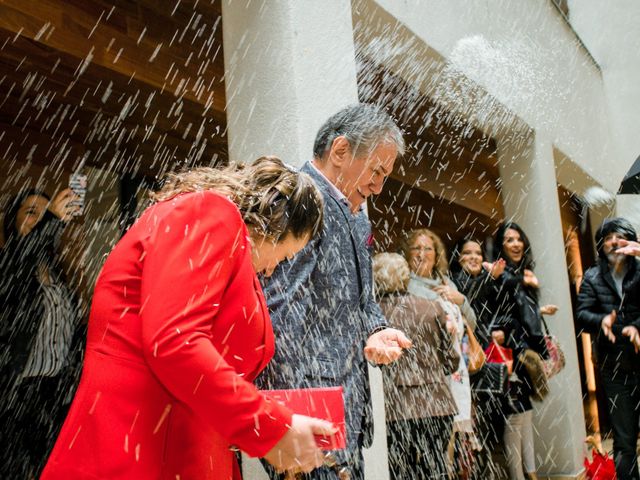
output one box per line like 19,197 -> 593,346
0,187 -> 84,478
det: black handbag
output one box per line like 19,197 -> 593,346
470,361 -> 509,396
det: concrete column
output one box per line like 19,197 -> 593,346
222,0 -> 359,167
222,2 -> 390,479
498,131 -> 586,478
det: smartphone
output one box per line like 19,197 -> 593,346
69,172 -> 87,216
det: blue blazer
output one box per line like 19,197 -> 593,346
257,161 -> 387,465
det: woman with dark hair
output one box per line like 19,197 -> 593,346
0,187 -> 84,478
493,222 -> 557,480
492,223 -> 557,356
42,157 -> 334,480
450,237 -> 507,479
450,237 -> 506,349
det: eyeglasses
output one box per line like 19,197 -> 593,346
409,246 -> 434,253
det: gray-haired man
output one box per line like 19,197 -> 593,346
257,103 -> 411,479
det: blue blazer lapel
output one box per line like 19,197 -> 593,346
302,162 -> 368,305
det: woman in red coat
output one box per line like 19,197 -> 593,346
42,157 -> 333,479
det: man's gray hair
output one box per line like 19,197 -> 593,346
313,103 -> 405,160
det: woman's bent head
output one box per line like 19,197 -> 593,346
153,156 -> 324,276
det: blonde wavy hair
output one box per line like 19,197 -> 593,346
152,156 -> 324,241
372,252 -> 410,296
399,228 -> 449,279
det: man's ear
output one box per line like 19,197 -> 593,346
327,136 -> 351,168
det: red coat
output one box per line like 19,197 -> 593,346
42,191 -> 292,480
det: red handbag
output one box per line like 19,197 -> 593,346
584,448 -> 616,480
485,341 -> 514,374
541,316 -> 566,378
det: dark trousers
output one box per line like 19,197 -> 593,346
601,368 -> 640,480
387,415 -> 454,480
471,392 -> 506,479
0,375 -> 69,479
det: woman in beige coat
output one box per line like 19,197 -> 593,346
373,252 -> 459,480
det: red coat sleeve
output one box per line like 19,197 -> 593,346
140,191 -> 292,457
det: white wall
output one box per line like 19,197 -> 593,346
223,0 -> 359,167
569,0 -> 640,176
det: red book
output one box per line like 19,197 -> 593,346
263,387 -> 346,450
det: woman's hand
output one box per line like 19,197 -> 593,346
433,285 -> 465,305
263,414 -> 336,474
523,269 -> 539,288
49,188 -> 81,222
540,304 -> 558,316
482,258 -> 506,279
622,326 -> 640,353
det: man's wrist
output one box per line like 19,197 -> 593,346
369,326 -> 387,337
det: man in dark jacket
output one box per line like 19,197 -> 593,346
577,217 -> 640,480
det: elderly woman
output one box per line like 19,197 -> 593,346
400,229 -> 479,473
373,252 -> 458,480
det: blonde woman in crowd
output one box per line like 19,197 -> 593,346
373,252 -> 459,480
400,228 -> 480,476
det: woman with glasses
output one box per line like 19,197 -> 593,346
400,228 -> 479,477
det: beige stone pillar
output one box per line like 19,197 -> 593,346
222,0 -> 359,167
222,1 -> 390,478
498,131 -> 586,478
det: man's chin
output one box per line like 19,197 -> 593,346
607,252 -> 626,265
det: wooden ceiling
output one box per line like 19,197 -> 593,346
0,1 -> 504,253
0,0 -> 227,182
358,57 -> 505,252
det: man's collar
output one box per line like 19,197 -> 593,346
306,161 -> 364,213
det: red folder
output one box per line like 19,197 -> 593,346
263,387 -> 346,450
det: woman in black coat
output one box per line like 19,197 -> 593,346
450,237 -> 507,479
492,222 -> 558,480
0,188 -> 84,478
450,237 -> 506,349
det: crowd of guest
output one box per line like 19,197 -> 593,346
0,103 -> 639,480
374,218 -> 640,480
373,223 -> 552,480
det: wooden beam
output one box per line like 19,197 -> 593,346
369,177 -> 503,253
0,27 -> 227,175
0,0 -> 226,112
